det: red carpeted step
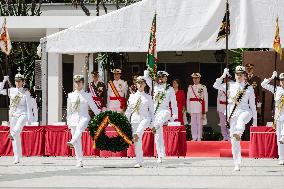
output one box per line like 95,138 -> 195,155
186,141 -> 250,157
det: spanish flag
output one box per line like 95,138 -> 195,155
273,17 -> 283,60
216,5 -> 230,42
0,18 -> 12,55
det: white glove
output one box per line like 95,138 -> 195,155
221,68 -> 230,79
144,70 -> 150,78
271,71 -> 277,80
253,119 -> 257,126
3,76 -> 9,82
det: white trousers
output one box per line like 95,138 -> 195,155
132,120 -> 150,164
154,110 -> 170,158
229,111 -> 252,165
70,117 -> 89,162
191,113 -> 202,140
10,115 -> 27,161
276,120 -> 284,161
218,111 -> 230,140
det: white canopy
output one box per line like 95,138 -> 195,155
44,0 -> 284,53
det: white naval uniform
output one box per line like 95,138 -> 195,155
107,79 -> 128,112
154,84 -> 178,158
0,82 -> 32,162
187,84 -> 208,140
261,79 -> 284,161
125,91 -> 154,164
217,87 -> 230,140
67,90 -> 100,163
214,78 -> 257,166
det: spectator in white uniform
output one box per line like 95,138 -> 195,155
261,71 -> 284,165
125,76 -> 154,168
213,66 -> 257,171
187,73 -> 208,141
67,75 -> 100,167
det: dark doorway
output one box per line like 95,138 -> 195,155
200,63 -> 225,107
62,63 -> 74,107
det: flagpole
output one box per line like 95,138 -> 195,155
225,0 -> 229,126
5,54 -> 9,120
272,52 -> 277,112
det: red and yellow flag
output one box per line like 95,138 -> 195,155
273,17 -> 283,60
0,18 -> 12,55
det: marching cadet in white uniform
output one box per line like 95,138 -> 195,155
0,73 -> 33,164
261,71 -> 284,165
151,71 -> 178,163
125,76 -> 154,168
187,73 -> 208,141
213,66 -> 257,171
107,69 -> 128,113
216,76 -> 231,141
67,75 -> 100,167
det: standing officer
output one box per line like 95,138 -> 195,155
87,70 -> 107,111
67,75 -> 100,167
0,72 -> 32,164
125,76 -> 154,168
187,73 -> 208,141
107,69 -> 128,112
214,66 -> 257,171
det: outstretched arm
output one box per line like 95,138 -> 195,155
87,93 -> 100,115
25,91 -> 33,122
249,87 -> 257,126
0,76 -> 9,94
213,68 -> 229,92
170,88 -> 178,120
261,71 -> 277,94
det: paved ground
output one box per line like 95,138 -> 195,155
0,157 -> 284,189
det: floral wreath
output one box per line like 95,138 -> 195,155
88,111 -> 133,152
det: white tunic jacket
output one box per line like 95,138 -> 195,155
0,82 -> 33,121
213,78 -> 257,120
154,84 -> 178,119
67,90 -> 100,127
187,84 -> 208,114
107,79 -> 128,106
125,91 -> 154,124
261,78 -> 284,121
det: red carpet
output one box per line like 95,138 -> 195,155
186,141 -> 250,158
